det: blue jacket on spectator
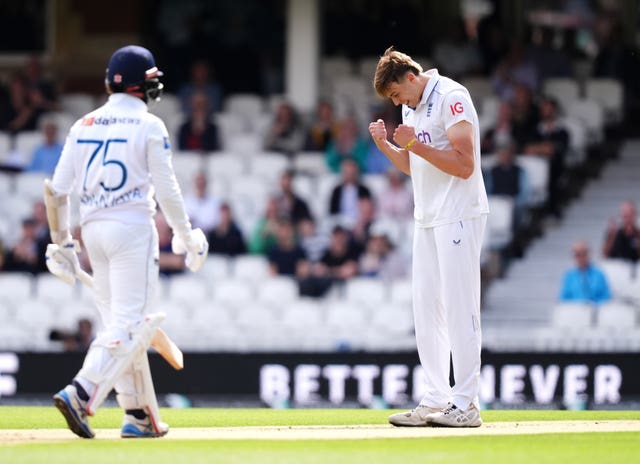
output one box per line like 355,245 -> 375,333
559,265 -> 612,305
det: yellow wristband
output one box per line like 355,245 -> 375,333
404,137 -> 417,150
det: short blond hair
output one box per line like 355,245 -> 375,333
373,46 -> 423,97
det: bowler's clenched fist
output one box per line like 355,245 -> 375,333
369,119 -> 387,142
393,124 -> 416,148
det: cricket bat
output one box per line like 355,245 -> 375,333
76,269 -> 184,370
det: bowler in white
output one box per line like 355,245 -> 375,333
369,47 -> 489,427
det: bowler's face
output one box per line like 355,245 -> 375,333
386,75 -> 419,108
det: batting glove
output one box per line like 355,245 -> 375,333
45,239 -> 82,285
171,228 -> 209,272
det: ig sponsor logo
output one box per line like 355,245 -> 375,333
450,101 -> 464,115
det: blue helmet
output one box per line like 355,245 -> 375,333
105,45 -> 164,102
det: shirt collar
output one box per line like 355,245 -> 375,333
416,68 -> 440,109
108,93 -> 148,110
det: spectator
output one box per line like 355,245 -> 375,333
26,117 -> 63,175
602,200 -> 640,263
266,217 -> 308,277
358,226 -> 408,281
23,54 -> 60,113
177,92 -> 220,152
314,225 -> 360,282
50,318 -> 94,353
328,158 -> 372,226
264,101 -> 305,156
481,100 -> 514,154
491,40 -> 539,101
510,83 -> 540,150
297,217 -> 329,263
351,196 -> 377,253
299,225 -> 359,297
484,140 -> 530,231
31,200 -> 50,245
378,168 -> 414,221
248,196 -> 280,254
1,72 -> 41,134
325,114 -> 369,173
3,217 -> 47,273
183,171 -> 221,235
274,169 -> 313,226
559,240 -> 611,306
155,211 -> 185,277
178,59 -> 223,115
523,96 -> 569,218
303,100 -> 339,151
208,203 -> 247,257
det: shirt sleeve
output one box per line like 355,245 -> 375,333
442,90 -> 475,132
146,120 -> 192,239
50,126 -> 80,195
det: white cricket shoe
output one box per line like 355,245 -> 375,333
121,413 -> 169,438
388,405 -> 444,427
426,403 -> 483,427
53,384 -> 95,439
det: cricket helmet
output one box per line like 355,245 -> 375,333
105,45 -> 164,102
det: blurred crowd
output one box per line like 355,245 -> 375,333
0,3 -> 637,310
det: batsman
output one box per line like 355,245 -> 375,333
44,45 -> 208,438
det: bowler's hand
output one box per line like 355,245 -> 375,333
393,124 -> 417,148
368,119 -> 387,143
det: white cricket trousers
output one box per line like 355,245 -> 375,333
412,215 -> 486,411
77,219 -> 159,410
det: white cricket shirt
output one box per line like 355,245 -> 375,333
403,69 -> 489,228
51,93 -> 190,235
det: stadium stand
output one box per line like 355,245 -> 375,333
1,40 -> 637,354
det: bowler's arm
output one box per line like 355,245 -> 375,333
368,120 -> 411,176
405,120 -> 475,179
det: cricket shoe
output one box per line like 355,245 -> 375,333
388,405 -> 444,427
426,403 -> 483,427
53,384 -> 95,439
121,412 -> 169,438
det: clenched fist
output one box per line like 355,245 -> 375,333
368,119 -> 387,142
393,124 -> 417,148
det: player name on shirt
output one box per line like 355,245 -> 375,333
80,187 -> 142,208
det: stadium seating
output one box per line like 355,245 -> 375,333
515,155 -> 549,207
13,131 -> 42,167
486,195 -> 514,250
551,302 -> 594,330
0,65 -> 634,354
566,98 -> 605,144
584,78 -> 624,123
0,273 -> 34,306
597,301 -> 637,332
542,77 -> 581,113
60,93 -> 95,119
256,276 -> 299,309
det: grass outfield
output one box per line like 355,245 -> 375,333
0,408 -> 638,464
